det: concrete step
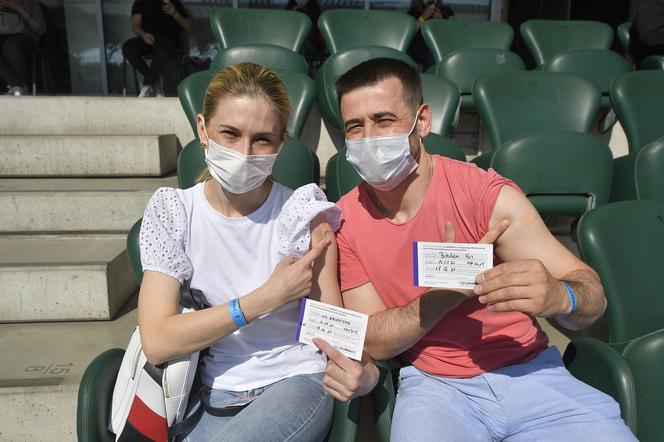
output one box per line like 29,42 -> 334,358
0,96 -> 194,146
0,175 -> 178,233
0,134 -> 178,177
0,296 -> 137,440
0,234 -> 138,322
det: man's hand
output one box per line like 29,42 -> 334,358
474,260 -> 570,317
314,338 -> 379,401
162,2 -> 177,17
441,218 -> 510,296
141,32 -> 155,45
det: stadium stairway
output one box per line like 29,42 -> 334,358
0,96 -> 190,440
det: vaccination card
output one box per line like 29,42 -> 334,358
413,241 -> 493,290
296,298 -> 368,361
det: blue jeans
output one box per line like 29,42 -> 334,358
183,372 -> 333,441
391,347 -> 637,441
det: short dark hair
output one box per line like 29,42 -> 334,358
335,58 -> 422,113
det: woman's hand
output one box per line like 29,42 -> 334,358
314,338 -> 379,401
263,234 -> 332,306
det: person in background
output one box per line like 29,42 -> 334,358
407,0 -> 453,70
629,0 -> 664,65
287,0 -> 326,60
0,0 -> 45,95
123,0 -> 191,97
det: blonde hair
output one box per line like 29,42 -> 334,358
197,62 -> 290,182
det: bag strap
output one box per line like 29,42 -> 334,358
199,388 -> 251,417
179,282 -> 211,311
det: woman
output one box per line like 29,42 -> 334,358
138,62 -> 343,440
0,0 -> 45,95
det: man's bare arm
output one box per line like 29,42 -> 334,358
475,185 -> 606,330
343,220 -> 510,360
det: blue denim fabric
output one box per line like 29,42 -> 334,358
183,372 -> 333,442
391,347 -> 637,442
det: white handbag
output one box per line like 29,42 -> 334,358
110,286 -> 210,441
109,319 -> 200,441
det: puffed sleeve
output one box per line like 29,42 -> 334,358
139,187 -> 193,284
277,183 -> 342,259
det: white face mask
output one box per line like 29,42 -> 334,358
345,110 -> 421,192
202,121 -> 279,194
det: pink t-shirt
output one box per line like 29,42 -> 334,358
337,155 -> 549,378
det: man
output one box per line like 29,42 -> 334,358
319,58 -> 635,441
122,0 -> 191,97
629,0 -> 664,65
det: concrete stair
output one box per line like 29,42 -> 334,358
0,235 -> 138,322
0,176 -> 177,233
0,134 -> 179,177
1,96 -> 186,322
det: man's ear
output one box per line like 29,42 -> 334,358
418,103 -> 432,139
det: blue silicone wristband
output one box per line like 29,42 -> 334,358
229,298 -> 248,327
562,282 -> 577,315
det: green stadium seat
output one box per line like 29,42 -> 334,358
211,44 -> 308,74
617,21 -> 631,50
569,200 -> 664,442
429,48 -> 525,108
542,49 -> 630,109
610,71 -> 664,153
471,71 -> 601,155
209,8 -> 312,52
421,20 -> 514,63
318,9 -> 416,54
489,131 -> 612,216
610,136 -> 664,202
178,138 -> 320,190
178,68 -> 316,141
315,46 -> 417,129
521,19 -> 614,67
577,200 -> 664,342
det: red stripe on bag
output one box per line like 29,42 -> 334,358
127,395 -> 168,442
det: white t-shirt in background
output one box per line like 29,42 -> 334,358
140,181 -> 342,391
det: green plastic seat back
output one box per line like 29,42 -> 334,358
209,8 -> 312,52
611,71 -> 664,153
521,19 -> 614,66
639,55 -> 664,70
422,20 -> 514,63
178,138 -> 318,191
318,9 -> 416,54
621,330 -> 664,442
563,337 -> 637,432
542,49 -> 630,108
77,348 -> 125,442
419,73 -> 459,135
617,21 -> 631,50
473,70 -> 601,149
315,46 -> 416,128
577,200 -> 664,342
635,137 -> 664,201
325,136 -> 465,203
431,48 -> 525,107
178,70 -> 214,138
127,218 -> 143,284
178,68 -> 316,140
491,131 -> 613,215
211,44 -> 308,74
